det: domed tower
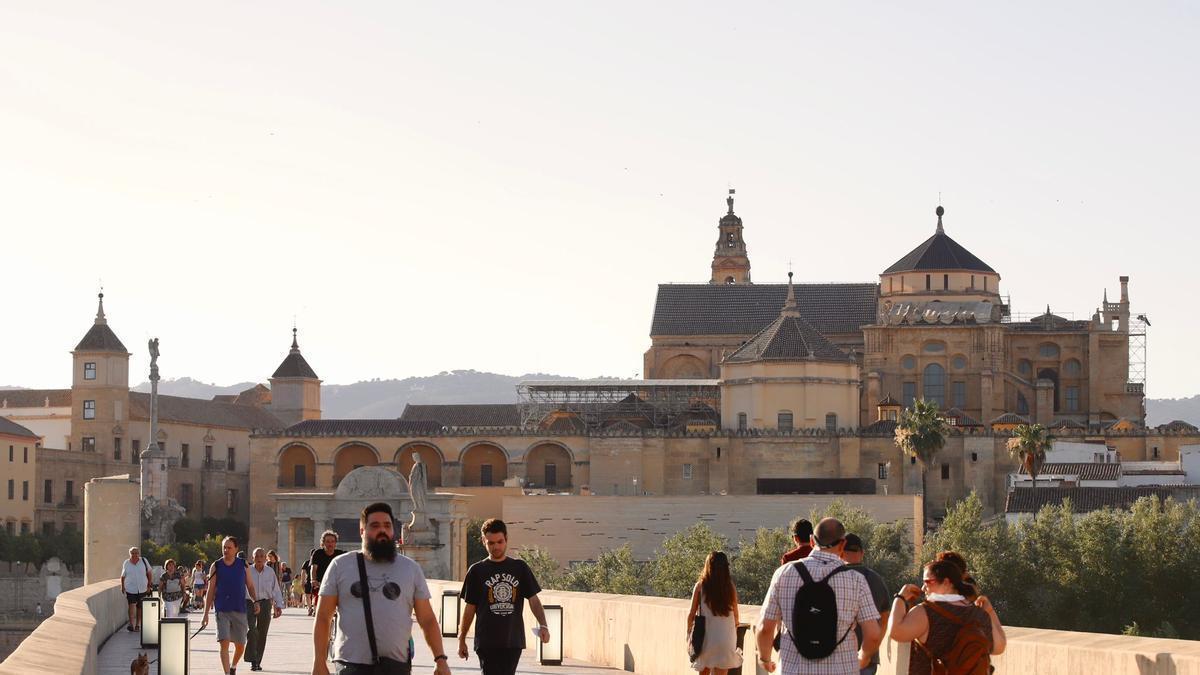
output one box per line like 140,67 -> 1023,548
879,206 -> 1000,304
70,292 -> 130,459
710,189 -> 752,284
267,328 -> 321,427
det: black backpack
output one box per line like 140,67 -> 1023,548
789,562 -> 853,660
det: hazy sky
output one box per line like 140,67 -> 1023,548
3,2 -> 1198,397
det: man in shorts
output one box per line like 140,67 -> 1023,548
201,536 -> 259,675
120,547 -> 153,632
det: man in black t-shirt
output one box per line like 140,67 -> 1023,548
458,518 -> 550,675
308,531 -> 345,599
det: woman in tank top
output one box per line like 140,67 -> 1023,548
686,551 -> 742,674
191,560 -> 208,609
159,559 -> 186,618
887,552 -> 1007,674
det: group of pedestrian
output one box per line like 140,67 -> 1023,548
677,516 -> 1007,675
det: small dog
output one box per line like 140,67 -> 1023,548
130,652 -> 150,675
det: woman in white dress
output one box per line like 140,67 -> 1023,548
687,551 -> 742,674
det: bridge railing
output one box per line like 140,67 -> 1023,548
0,579 -> 124,675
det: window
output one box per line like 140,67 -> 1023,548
925,274 -> 931,290
43,480 -> 52,504
777,411 -> 794,432
226,489 -> 237,513
1065,386 -> 1080,412
941,463 -> 951,480
1018,360 -> 1032,376
971,452 -> 978,462
20,522 -> 29,535
545,463 -> 558,488
952,381 -> 967,408
179,483 -> 193,511
227,447 -> 236,471
1017,393 -> 1029,415
1038,343 -> 1060,358
82,436 -> 96,453
902,382 -> 917,407
7,445 -> 11,461
1064,359 -> 1082,376
737,413 -> 747,431
84,362 -> 96,380
113,437 -> 121,461
6,480 -> 12,500
22,447 -> 27,463
1153,446 -> 1160,459
984,277 -> 988,291
42,522 -> 55,537
901,355 -> 917,370
294,464 -> 307,487
943,274 -> 949,290
923,342 -> 946,354
683,463 -> 693,480
181,444 -> 189,468
952,355 -> 967,370
878,463 -> 889,480
22,481 -> 28,501
480,464 -> 494,487
65,480 -> 75,501
825,414 -> 838,432
83,400 -> 96,420
204,445 -> 213,468
132,439 -> 140,464
971,275 -> 975,288
923,363 -> 946,408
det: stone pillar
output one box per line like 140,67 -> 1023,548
1035,379 -> 1054,425
84,474 -> 140,585
980,370 -> 994,425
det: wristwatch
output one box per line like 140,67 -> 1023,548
434,654 -> 448,662
893,593 -> 911,609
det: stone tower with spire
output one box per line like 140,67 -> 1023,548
710,189 -> 752,284
268,328 -> 322,427
70,292 -> 131,460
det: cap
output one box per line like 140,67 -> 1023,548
843,533 -> 865,552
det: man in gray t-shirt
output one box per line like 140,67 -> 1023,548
312,502 -> 451,675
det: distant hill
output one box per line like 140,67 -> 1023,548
1146,396 -> 1200,428
131,371 -> 580,419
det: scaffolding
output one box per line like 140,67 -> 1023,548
1129,315 -> 1148,392
516,379 -> 721,430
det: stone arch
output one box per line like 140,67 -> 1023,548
333,442 -> 380,486
524,441 -> 574,490
460,441 -> 508,487
277,443 -> 317,488
660,354 -> 708,379
394,442 -> 444,488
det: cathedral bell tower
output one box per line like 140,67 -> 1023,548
710,189 -> 752,284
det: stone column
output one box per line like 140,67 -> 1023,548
84,475 -> 140,585
1035,379 -> 1054,424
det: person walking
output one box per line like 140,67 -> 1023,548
301,559 -> 314,614
192,560 -> 209,610
756,518 -> 882,674
245,548 -> 286,672
201,536 -> 260,675
309,532 -> 345,611
887,553 -> 1006,674
120,547 -> 153,632
159,559 -> 187,618
781,519 -> 814,564
312,502 -> 451,675
840,535 -> 890,675
457,518 -> 551,675
687,551 -> 742,675
280,563 -> 293,607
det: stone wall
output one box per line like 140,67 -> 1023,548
0,579 -> 125,675
499,494 -> 921,565
0,560 -> 83,616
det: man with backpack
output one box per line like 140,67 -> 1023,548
756,518 -> 882,674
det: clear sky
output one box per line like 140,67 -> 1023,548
3,2 -> 1197,397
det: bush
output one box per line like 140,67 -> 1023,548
465,519 -> 487,565
731,527 -> 791,605
562,544 -> 645,595
515,546 -> 563,590
648,523 -> 728,598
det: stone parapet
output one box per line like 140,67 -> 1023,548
0,579 -> 124,675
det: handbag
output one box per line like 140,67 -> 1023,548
354,553 -> 413,675
689,614 -> 706,662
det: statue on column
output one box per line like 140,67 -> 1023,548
405,452 -> 432,538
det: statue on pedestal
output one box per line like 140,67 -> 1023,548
404,452 -> 433,539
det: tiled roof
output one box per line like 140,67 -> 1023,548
883,213 -> 995,273
724,315 -> 848,363
1005,486 -> 1200,514
74,323 -> 128,352
233,384 -> 272,407
991,412 -> 1030,425
129,393 -> 283,430
1157,420 -> 1199,433
400,404 -> 522,427
0,389 -> 72,408
650,283 -> 879,337
280,419 -> 445,436
0,416 -> 39,439
1017,462 -> 1121,481
862,419 -> 898,434
878,394 -> 900,407
943,407 -> 982,426
272,352 -> 319,379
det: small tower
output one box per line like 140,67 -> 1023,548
268,328 -> 322,427
710,189 -> 752,284
70,292 -> 131,459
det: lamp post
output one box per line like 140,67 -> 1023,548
440,589 -> 461,638
538,604 -> 563,666
139,595 -> 161,648
158,617 -> 190,675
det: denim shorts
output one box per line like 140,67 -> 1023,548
216,611 -> 248,643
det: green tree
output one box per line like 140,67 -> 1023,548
465,519 -> 487,565
648,523 -> 728,598
172,517 -> 206,543
731,527 -> 790,605
894,399 -> 949,528
562,544 -> 644,595
809,499 -> 914,595
1007,423 -> 1051,489
515,546 -> 562,590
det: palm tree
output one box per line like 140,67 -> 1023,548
1008,423 -> 1052,489
894,398 -> 949,530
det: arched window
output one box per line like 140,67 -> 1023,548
825,413 -> 838,432
1038,343 -> 1060,358
737,413 -> 747,431
777,411 -> 794,432
923,363 -> 945,408
1017,392 -> 1029,415
901,355 -> 917,370
1064,359 -> 1082,376
952,355 -> 967,370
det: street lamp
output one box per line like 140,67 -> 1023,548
158,617 -> 190,675
538,604 -> 563,666
139,595 -> 161,648
440,589 -> 461,638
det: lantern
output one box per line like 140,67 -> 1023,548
537,604 -> 563,666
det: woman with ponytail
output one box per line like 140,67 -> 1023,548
887,552 -> 1006,674
686,551 -> 742,674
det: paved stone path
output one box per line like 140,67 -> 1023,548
99,608 -> 615,674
